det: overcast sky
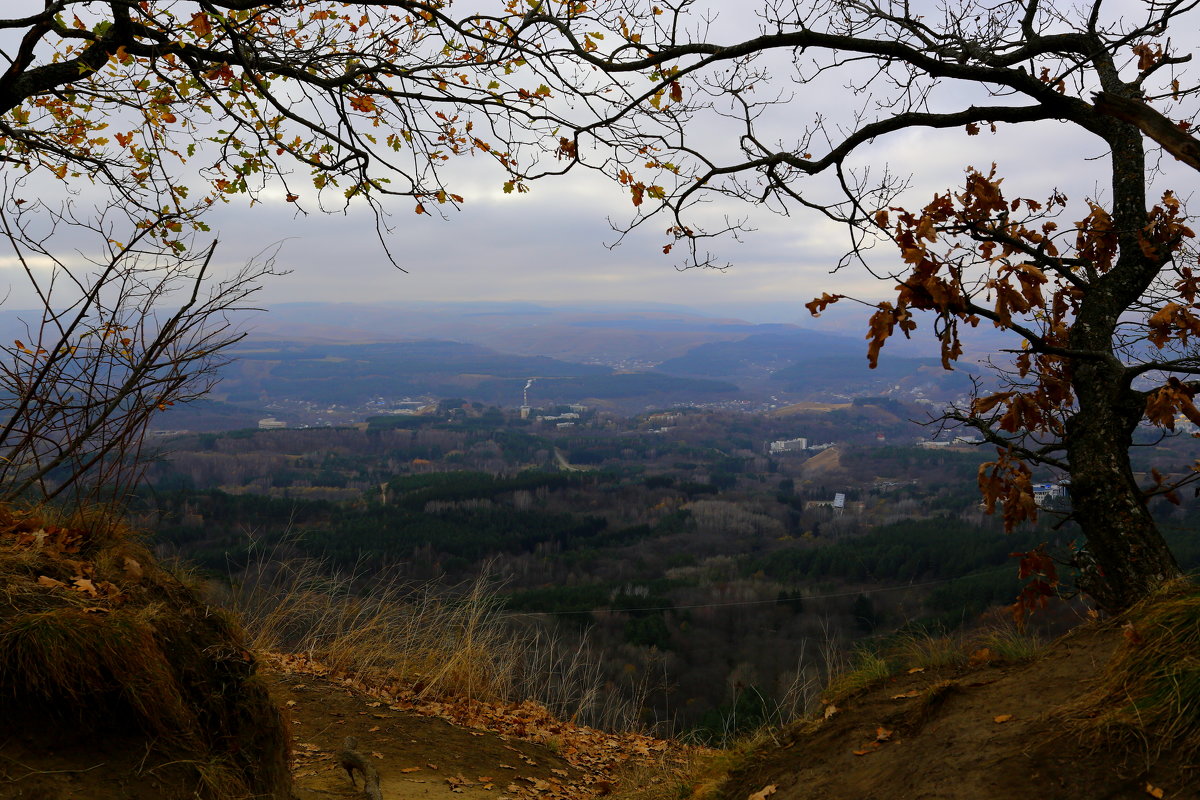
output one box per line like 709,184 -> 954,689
196,0 -> 1200,323
3,0 -> 1199,331
208,119 -> 1195,323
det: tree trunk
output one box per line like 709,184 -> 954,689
1065,359 -> 1182,611
1059,98 -> 1184,611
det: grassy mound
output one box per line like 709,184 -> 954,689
701,589 -> 1200,800
0,506 -> 291,800
1069,579 -> 1200,761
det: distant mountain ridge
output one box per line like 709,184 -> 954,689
242,301 -> 844,364
654,330 -> 864,376
215,339 -> 739,409
123,301 -> 994,426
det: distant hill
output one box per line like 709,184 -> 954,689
770,356 -> 977,396
654,331 -> 863,377
245,302 -> 786,363
655,331 -> 979,400
213,339 -> 737,408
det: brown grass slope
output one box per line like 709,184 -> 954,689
715,586 -> 1200,800
0,507 -> 292,800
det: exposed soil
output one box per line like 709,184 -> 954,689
799,447 -> 847,480
0,657 -> 673,800
0,716 -> 214,800
716,621 -> 1197,800
264,652 -> 678,800
271,671 -> 584,800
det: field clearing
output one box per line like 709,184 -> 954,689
770,402 -> 852,415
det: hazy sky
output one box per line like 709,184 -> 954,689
212,116 -> 1193,320
197,0 -> 1200,321
3,0 -> 1199,331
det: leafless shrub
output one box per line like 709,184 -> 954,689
0,192 -> 279,508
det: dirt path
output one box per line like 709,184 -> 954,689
267,672 -> 587,800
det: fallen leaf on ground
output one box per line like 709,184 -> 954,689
823,703 -> 839,719
400,767 -> 421,773
72,577 -> 98,596
891,690 -> 920,700
994,714 -> 1013,724
907,667 -> 926,674
968,647 -> 995,666
1145,783 -> 1165,798
875,726 -> 894,742
748,784 -> 778,800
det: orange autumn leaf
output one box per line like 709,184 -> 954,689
72,577 -> 99,596
993,714 -> 1013,723
968,647 -> 995,666
189,12 -> 212,37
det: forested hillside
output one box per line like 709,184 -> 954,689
136,403 -> 1200,736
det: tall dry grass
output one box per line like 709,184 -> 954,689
226,556 -> 644,730
1067,579 -> 1200,761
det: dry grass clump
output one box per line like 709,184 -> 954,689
0,504 -> 291,800
823,646 -> 893,703
606,737 -> 752,800
888,629 -> 968,670
971,622 -> 1042,663
231,558 -> 520,701
229,557 -> 632,728
1067,579 -> 1200,761
823,621 -> 1042,706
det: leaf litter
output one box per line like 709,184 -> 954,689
265,651 -> 691,799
